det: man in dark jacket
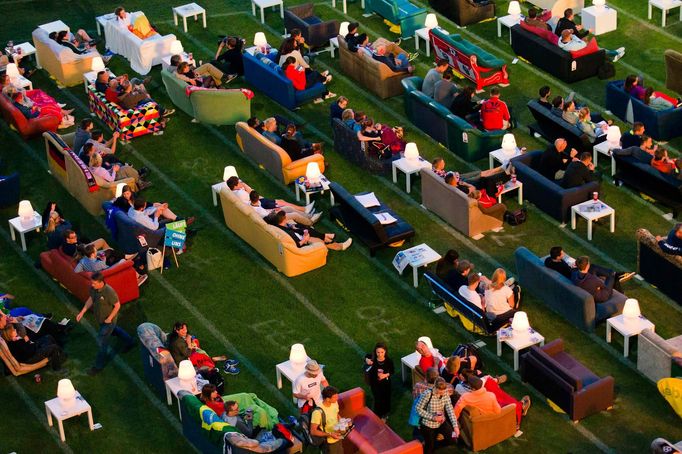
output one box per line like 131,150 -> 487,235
538,138 -> 577,180
555,8 -> 589,38
620,122 -> 645,149
561,152 -> 600,188
570,256 -> 614,302
657,224 -> 682,256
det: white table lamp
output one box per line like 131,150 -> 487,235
606,126 -> 621,148
170,40 -> 184,56
18,200 -> 34,227
57,379 -> 77,409
404,142 -> 419,161
339,21 -> 350,37
511,311 -> 530,333
6,63 -> 20,79
289,343 -> 307,369
91,56 -> 105,73
501,133 -> 517,156
254,32 -> 268,52
223,166 -> 238,181
508,1 -> 522,19
424,13 -> 439,30
417,336 -> 433,350
115,182 -> 126,198
593,0 -> 606,10
622,298 -> 641,319
178,360 -> 197,391
306,162 -> 322,185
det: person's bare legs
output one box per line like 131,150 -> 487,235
89,238 -> 111,251
276,200 -> 305,212
286,212 -> 312,226
480,167 -> 504,178
76,29 -> 94,43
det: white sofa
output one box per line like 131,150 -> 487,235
532,0 -> 584,16
32,27 -> 101,87
104,11 -> 179,75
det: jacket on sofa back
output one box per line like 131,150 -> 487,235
331,118 -> 392,173
429,0 -> 495,27
527,100 -> 592,154
402,76 -> 504,162
32,27 -> 100,87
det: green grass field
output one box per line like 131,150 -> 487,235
1,0 -> 681,452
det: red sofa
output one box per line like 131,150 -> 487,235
0,92 -> 61,139
338,388 -> 423,454
40,248 -> 139,304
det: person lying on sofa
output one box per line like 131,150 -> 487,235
656,224 -> 682,256
0,301 -> 72,346
281,56 -> 335,102
1,75 -> 73,119
280,124 -> 323,161
651,148 -> 678,175
54,29 -> 97,55
557,29 -> 625,62
249,190 -> 321,225
624,75 -> 682,107
644,87 -> 680,111
168,321 -> 239,375
170,58 -> 236,88
89,152 -> 150,192
570,256 -> 619,302
555,8 -> 590,39
226,176 -> 315,215
265,210 -> 352,251
545,246 -> 633,287
444,164 -> 511,197
372,44 -> 415,73
1,323 -> 67,372
113,184 -> 179,220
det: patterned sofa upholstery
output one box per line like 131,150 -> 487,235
86,84 -> 163,141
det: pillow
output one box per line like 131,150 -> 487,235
570,37 -> 599,58
132,14 -> 156,39
519,20 -> 558,45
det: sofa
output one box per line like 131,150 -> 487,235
430,29 -> 508,92
429,0 -> 495,27
160,69 -> 251,125
338,36 -> 412,99
636,228 -> 682,304
0,336 -> 48,376
0,89 -> 61,139
137,322 -> 178,398
87,84 -> 164,141
402,77 -> 504,162
32,27 -> 101,87
510,24 -> 605,83
44,132 -> 136,216
219,185 -> 328,276
531,0 -> 584,15
421,167 -> 504,238
338,387 -> 423,454
242,51 -> 327,110
235,121 -> 325,185
521,339 -> 614,421
613,147 -> 682,217
606,80 -> 682,141
102,201 -> 165,254
0,172 -> 20,208
39,247 -> 140,304
637,328 -> 682,383
284,3 -> 339,49
458,402 -> 516,451
511,151 -> 600,223
329,182 -> 415,256
526,100 -> 592,154
103,11 -> 179,75
331,118 -> 393,173
514,247 -> 626,332
665,49 -> 682,94
364,0 -> 428,39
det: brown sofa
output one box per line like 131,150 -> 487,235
0,90 -> 61,139
235,122 -> 325,185
338,36 -> 412,99
458,403 -> 517,451
32,27 -> 101,87
421,168 -> 504,238
0,336 -> 49,376
664,49 -> 682,94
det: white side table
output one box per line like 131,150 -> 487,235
295,175 -> 334,205
11,75 -> 33,91
592,140 -> 617,176
497,327 -> 545,370
165,376 -> 200,420
252,0 -> 284,23
8,212 -> 42,251
414,27 -> 447,57
39,20 -> 70,35
275,358 -> 309,403
332,0 -> 348,14
581,5 -> 617,35
497,180 -> 523,205
11,42 -> 37,66
173,3 -> 207,33
392,157 -> 431,193
45,392 -> 94,442
648,0 -> 682,27
400,349 -> 440,383
396,243 -> 442,288
211,181 -> 227,206
329,37 -> 339,58
606,314 -> 655,357
95,13 -> 117,36
497,15 -> 522,44
571,199 -> 615,241
489,147 -> 521,169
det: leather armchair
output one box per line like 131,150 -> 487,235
664,49 -> 682,94
0,90 -> 60,139
458,403 -> 516,451
429,0 -> 495,27
284,3 -> 339,48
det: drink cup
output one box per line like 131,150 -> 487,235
593,192 -> 598,202
511,174 -> 517,184
34,373 -> 41,383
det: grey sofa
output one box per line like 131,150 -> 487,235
514,247 -> 627,332
637,328 -> 682,383
421,168 -> 504,238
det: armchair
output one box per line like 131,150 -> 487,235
365,0 -> 428,39
284,3 -> 339,49
429,0 -> 495,27
637,328 -> 682,383
664,49 -> 682,94
0,89 -> 60,139
458,403 -> 516,451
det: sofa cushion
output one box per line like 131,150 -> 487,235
570,37 -> 599,58
529,344 -> 581,390
303,15 -> 322,25
519,19 -> 558,45
552,351 -> 600,386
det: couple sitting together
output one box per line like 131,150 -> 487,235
345,22 -> 417,74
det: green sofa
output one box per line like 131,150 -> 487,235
364,0 -> 428,39
402,76 -> 504,162
160,69 -> 251,125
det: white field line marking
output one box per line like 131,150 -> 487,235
609,3 -> 682,45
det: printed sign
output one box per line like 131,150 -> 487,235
164,229 -> 186,249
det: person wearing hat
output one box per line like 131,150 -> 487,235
293,359 -> 329,413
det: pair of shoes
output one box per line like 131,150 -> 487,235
122,341 -> 136,354
87,367 -> 103,376
137,180 -> 153,191
617,271 -> 636,283
612,47 -> 625,62
305,201 -> 315,214
163,108 -> 176,118
324,91 -> 336,99
137,274 -> 148,286
341,238 -> 353,250
408,51 -> 419,62
521,396 -> 532,415
225,358 -> 239,366
221,74 -> 238,85
310,212 -> 322,223
223,363 -> 240,375
496,374 -> 508,385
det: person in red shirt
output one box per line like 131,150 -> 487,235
416,340 -> 443,374
281,56 -> 335,100
199,383 -> 225,415
651,148 -> 677,175
480,87 -> 512,131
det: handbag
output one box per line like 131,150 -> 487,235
147,247 -> 163,271
504,208 -> 527,226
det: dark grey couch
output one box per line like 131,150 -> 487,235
283,3 -> 339,49
331,118 -> 393,173
103,201 -> 164,254
526,100 -> 592,154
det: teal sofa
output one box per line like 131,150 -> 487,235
402,76 -> 504,162
365,0 -> 428,39
160,69 -> 251,125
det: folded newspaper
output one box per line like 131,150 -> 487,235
374,212 -> 397,225
355,192 -> 381,208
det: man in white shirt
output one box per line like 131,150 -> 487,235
225,176 -> 315,214
458,273 -> 483,311
557,30 -> 624,62
114,7 -> 131,29
293,360 -> 329,412
249,191 -> 319,225
127,197 -> 181,230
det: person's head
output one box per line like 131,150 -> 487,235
341,108 -> 354,121
200,384 -> 217,403
654,147 -> 667,160
290,28 -> 302,41
578,107 -> 591,121
305,359 -> 321,377
563,100 -> 575,112
445,356 -> 461,375
282,56 -> 296,70
89,152 -> 103,168
555,138 -> 567,152
263,117 -> 277,132
490,268 -> 507,290
552,95 -> 564,110
46,211 -> 62,233
442,70 -> 453,81
354,111 -> 366,123
96,71 -> 108,83
265,210 -> 287,226
549,246 -> 564,261
457,259 -> 472,276
81,142 -> 95,157
435,59 -> 449,72
321,386 -> 339,403
248,191 -> 261,205
375,45 -> 387,56
444,172 -> 456,186
90,272 -> 105,290
432,157 -> 445,171
415,340 -> 430,356
462,85 -> 476,99
84,244 -> 97,259
224,400 -> 239,416
121,185 -> 133,200
425,367 -> 439,384
579,151 -> 592,165
226,176 -> 240,189
133,197 -> 147,211
444,249 -> 459,265
539,85 -> 551,100
0,74 -> 9,87
560,29 -> 572,43
576,256 -> 590,272
285,123 -> 297,137
563,8 -> 574,19
172,321 -> 188,337
63,229 -> 77,244
0,313 -> 9,331
247,117 -> 261,129
467,272 -> 481,289
48,32 -> 57,41
177,62 -> 190,74
11,91 -> 23,103
337,96 -> 348,109
643,87 -> 655,105
226,37 -> 237,49
433,377 -> 449,396
347,22 -> 359,35
632,122 -> 645,135
362,118 -> 374,130
357,33 -> 368,46
170,54 -> 182,67
374,341 -> 387,360
467,374 -> 483,390
1,325 -> 17,342
489,87 -> 500,98
56,30 -> 68,42
673,223 -> 682,239
115,6 -> 126,18
528,7 -> 539,19
80,119 -> 94,131
91,130 -> 104,143
640,134 -> 653,149
624,74 -> 638,90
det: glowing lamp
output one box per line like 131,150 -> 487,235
424,13 -> 439,30
170,40 -> 184,57
606,125 -> 621,148
339,21 -> 350,37
115,182 -> 126,198
289,344 -> 307,369
306,162 -> 322,185
623,298 -> 641,319
508,1 -> 522,18
223,166 -> 238,181
254,32 -> 268,52
90,56 -> 105,73
6,63 -> 20,79
18,200 -> 34,227
177,360 -> 196,391
511,311 -> 530,333
57,379 -> 76,409
593,0 -> 606,9
404,142 -> 419,161
417,336 -> 433,350
501,133 -> 517,156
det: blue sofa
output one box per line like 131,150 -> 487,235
102,201 -> 165,254
527,100 -> 592,154
0,172 -> 20,208
364,0 -> 428,39
511,151 -> 600,223
242,51 -> 327,110
514,247 -> 627,332
605,80 -> 682,141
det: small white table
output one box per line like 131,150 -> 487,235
173,3 -> 207,33
497,327 -> 545,370
414,27 -> 448,57
39,20 -> 70,35
648,0 -> 682,27
45,392 -> 94,443
497,15 -> 522,44
95,13 -> 117,36
329,37 -> 339,58
295,175 -> 334,206
400,349 -> 440,383
396,243 -> 442,288
252,0 -> 284,24
275,358 -> 309,403
581,5 -> 617,35
606,314 -> 655,357
211,181 -> 227,206
8,212 -> 42,251
497,180 -> 523,205
392,157 -> 431,193
489,147 -> 521,169
10,42 -> 37,65
571,199 -> 615,241
165,376 -> 200,420
332,0 -> 348,14
593,140 -> 617,176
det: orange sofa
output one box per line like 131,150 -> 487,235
0,90 -> 60,139
39,248 -> 139,304
338,388 -> 423,454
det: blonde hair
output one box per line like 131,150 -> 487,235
578,107 -> 590,121
445,356 -> 461,375
89,152 -> 103,168
45,211 -> 60,233
341,108 -> 354,121
490,268 -> 507,290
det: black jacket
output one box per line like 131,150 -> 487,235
555,18 -> 589,38
538,145 -> 571,180
561,161 -> 597,188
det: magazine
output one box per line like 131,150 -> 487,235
374,212 -> 397,225
355,192 -> 381,208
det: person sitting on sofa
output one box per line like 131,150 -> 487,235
168,321 -> 239,374
330,96 -> 348,121
281,56 -> 335,101
537,85 -> 552,109
539,138 -> 578,180
221,400 -> 256,437
550,95 -> 564,117
480,87 -> 512,131
54,29 -> 96,55
656,224 -> 682,256
639,135 -> 658,155
525,7 -> 552,31
265,211 -> 352,251
114,6 -> 131,29
561,100 -> 579,125
453,374 -> 501,417
416,339 -> 444,375
79,143 -> 119,172
249,191 -> 320,225
432,157 -> 447,178
571,256 -> 616,302
469,189 -> 507,219
444,162 -> 511,196
0,300 -> 72,345
89,153 -> 149,191
422,59 -> 449,99
61,229 -> 110,258
459,273 -> 484,310
624,75 -> 681,106
1,323 -> 67,372
345,22 -> 361,51
555,8 -> 590,39
278,29 -> 310,68
260,117 -> 282,145
450,86 -> 480,123
445,171 -> 476,195
372,44 -> 415,73
73,244 -> 109,273
651,148 -> 677,175
226,176 -> 315,214
544,246 -> 633,287
561,152 -> 600,188
1,75 -> 73,118
357,118 -> 388,157
9,91 -> 72,128
113,184 -> 180,221
484,268 -> 519,330
214,36 -> 245,76
558,29 -> 625,62
644,87 -> 678,111
280,124 -> 323,161
44,205 -> 72,250
434,71 -> 458,108
117,80 -> 174,121
435,249 -> 459,279
620,122 -> 645,148
170,57 -> 236,88
577,107 -> 608,143
198,383 -> 226,416
445,259 -> 475,292
128,197 -> 194,231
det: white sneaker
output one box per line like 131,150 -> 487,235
324,75 -> 333,84
313,98 -> 324,104
321,70 -> 330,77
58,103 -> 67,108
324,91 -> 337,99
137,274 -> 148,286
613,47 -> 625,62
341,238 -> 352,250
311,212 -> 322,223
505,277 -> 516,286
305,202 -> 315,214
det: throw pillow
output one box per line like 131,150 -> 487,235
132,14 -> 156,39
570,38 -> 599,58
519,19 -> 558,45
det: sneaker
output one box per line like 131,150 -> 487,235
313,98 -> 324,104
311,212 -> 322,223
57,103 -> 67,108
137,274 -> 148,286
341,238 -> 352,250
617,271 -> 636,283
221,74 -> 238,85
185,216 -> 196,227
324,75 -> 333,84
393,37 -> 402,46
163,108 -> 176,118
521,396 -> 531,415
125,252 -> 138,260
87,367 -> 103,376
321,70 -> 330,77
137,180 -> 153,191
305,201 -> 315,214
102,55 -> 113,64
224,364 -> 240,375
225,359 -> 239,366
613,47 -> 625,62
324,91 -> 337,99
408,52 -> 419,62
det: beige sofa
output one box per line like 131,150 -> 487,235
531,0 -> 584,16
44,132 -> 135,216
338,36 -> 412,99
637,328 -> 682,383
235,122 -> 325,185
421,168 -> 504,238
32,27 -> 100,87
219,186 -> 327,277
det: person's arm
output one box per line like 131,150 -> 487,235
501,102 -> 511,121
658,238 -> 682,255
215,42 -> 225,60
104,301 -> 121,324
74,260 -> 85,273
105,132 -> 120,153
76,297 -> 94,322
357,131 -> 380,142
445,400 -> 460,436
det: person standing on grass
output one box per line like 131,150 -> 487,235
416,377 -> 459,454
364,342 -> 395,421
76,272 -> 135,375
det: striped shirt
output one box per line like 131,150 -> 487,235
416,389 -> 458,429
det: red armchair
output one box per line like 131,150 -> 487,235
338,388 -> 423,454
40,248 -> 139,304
0,92 -> 60,139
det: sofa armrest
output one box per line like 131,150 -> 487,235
572,375 -> 614,421
283,154 -> 325,177
382,441 -> 424,454
286,2 -> 314,18
541,338 -> 565,356
338,387 -> 366,418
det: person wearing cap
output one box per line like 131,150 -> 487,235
293,359 -> 329,413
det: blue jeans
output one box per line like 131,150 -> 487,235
95,322 -> 133,369
395,53 -> 409,69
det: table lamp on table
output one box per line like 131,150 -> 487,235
57,379 -> 77,409
593,0 -> 606,11
339,21 -> 350,37
306,162 -> 322,186
91,56 -> 105,72
606,126 -> 621,148
511,311 -> 529,333
178,360 -> 197,392
508,1 -> 522,20
501,133 -> 517,156
18,200 -> 34,227
290,343 -> 307,370
170,40 -> 184,57
223,166 -> 238,181
424,13 -> 439,30
254,32 -> 269,54
404,142 -> 419,161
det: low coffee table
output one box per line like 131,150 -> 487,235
571,199 -> 615,241
173,3 -> 207,33
414,27 -> 448,57
400,348 -> 440,383
95,13 -> 117,36
497,14 -> 522,44
165,376 -> 200,420
581,5 -> 618,35
394,243 -> 442,288
251,0 -> 284,23
497,326 -> 545,371
295,175 -> 333,205
497,179 -> 523,205
592,140 -> 617,176
489,147 -> 521,169
275,358 -> 309,403
45,392 -> 94,442
648,0 -> 682,27
606,314 -> 655,357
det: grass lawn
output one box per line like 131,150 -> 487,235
1,0 -> 681,452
